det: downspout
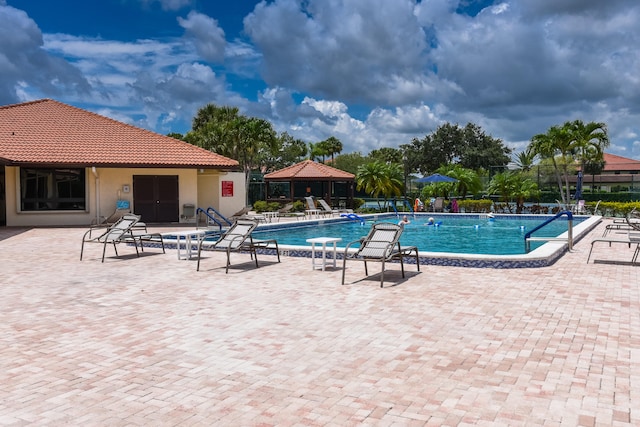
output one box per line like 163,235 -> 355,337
91,167 -> 100,224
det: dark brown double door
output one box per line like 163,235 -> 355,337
133,175 -> 179,223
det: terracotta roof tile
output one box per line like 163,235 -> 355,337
602,153 -> 640,172
0,99 -> 239,169
264,159 -> 354,180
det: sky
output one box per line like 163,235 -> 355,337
1,0 -> 640,160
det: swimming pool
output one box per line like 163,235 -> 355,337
249,213 -> 602,268
253,214 -> 580,255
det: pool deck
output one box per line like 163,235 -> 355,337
1,219 -> 639,425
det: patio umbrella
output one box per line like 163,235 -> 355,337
574,171 -> 583,199
415,173 -> 458,183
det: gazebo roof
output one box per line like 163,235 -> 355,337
264,159 -> 354,180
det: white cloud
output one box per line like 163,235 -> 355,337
177,11 -> 226,63
3,0 -> 640,158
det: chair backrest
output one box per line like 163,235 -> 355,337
278,203 -> 293,213
304,196 -> 316,210
626,208 -> 640,233
434,197 -> 444,211
317,199 -> 333,212
102,214 -> 140,242
215,219 -> 258,249
358,223 -> 403,258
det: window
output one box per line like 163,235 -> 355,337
20,168 -> 86,211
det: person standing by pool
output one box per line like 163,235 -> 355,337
398,215 -> 410,226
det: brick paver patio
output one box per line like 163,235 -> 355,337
0,220 -> 638,426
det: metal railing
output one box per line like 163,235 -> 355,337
524,211 -> 574,252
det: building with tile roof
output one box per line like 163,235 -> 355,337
264,160 -> 355,208
0,99 -> 244,226
574,153 -> 640,192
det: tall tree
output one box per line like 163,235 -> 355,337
458,123 -> 512,170
333,152 -> 370,174
529,120 -> 608,206
263,131 -> 307,172
403,122 -> 510,175
309,142 -> 329,162
323,136 -> 343,162
184,104 -> 277,204
369,147 -> 403,164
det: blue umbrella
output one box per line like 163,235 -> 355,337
415,173 -> 458,183
574,171 -> 583,199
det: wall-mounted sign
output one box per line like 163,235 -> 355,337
222,180 -> 234,197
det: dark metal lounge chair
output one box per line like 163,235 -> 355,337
587,209 -> 640,264
196,219 -> 280,273
80,214 -> 165,262
341,222 -> 420,287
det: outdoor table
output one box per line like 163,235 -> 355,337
168,229 -> 209,260
306,237 -> 342,271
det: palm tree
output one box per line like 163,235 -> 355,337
323,136 -> 343,162
529,124 -> 573,206
486,171 -> 539,214
569,120 -> 609,192
437,164 -> 482,198
530,120 -> 609,207
513,147 -> 536,172
309,142 -> 329,162
356,161 -> 403,209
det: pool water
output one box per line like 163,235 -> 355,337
251,214 -> 582,255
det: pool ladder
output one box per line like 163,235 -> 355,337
524,211 -> 574,252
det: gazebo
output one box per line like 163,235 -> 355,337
264,160 -> 355,209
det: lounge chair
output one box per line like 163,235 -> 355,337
317,198 -> 341,216
573,199 -> 586,214
587,209 -> 640,264
278,203 -> 305,220
304,196 -> 325,218
88,199 -> 147,237
196,219 -> 280,273
341,222 -> 420,287
433,197 -> 444,212
80,214 -> 164,262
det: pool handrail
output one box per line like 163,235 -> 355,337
340,212 -> 365,225
524,210 -> 574,252
196,207 -> 223,231
206,206 -> 233,226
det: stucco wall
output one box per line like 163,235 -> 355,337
197,170 -> 245,218
3,166 -> 245,227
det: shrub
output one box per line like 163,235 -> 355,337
253,201 -> 280,213
292,200 -> 305,212
353,198 -> 365,210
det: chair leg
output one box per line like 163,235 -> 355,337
586,244 -> 595,263
253,248 -> 259,269
80,241 -> 85,260
341,257 -> 348,285
380,259 -> 385,288
225,248 -> 231,273
399,255 -> 405,278
196,240 -> 203,271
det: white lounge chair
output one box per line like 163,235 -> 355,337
341,222 -> 419,287
317,198 -> 341,216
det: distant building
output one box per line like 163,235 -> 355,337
576,153 -> 640,192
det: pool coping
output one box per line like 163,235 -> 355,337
250,212 -> 603,269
